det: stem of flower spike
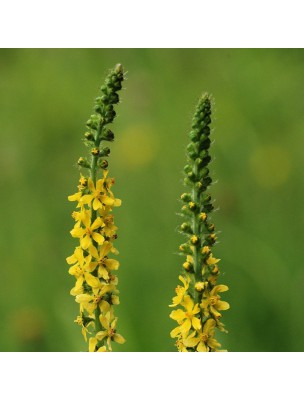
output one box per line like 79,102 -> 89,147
90,127 -> 104,336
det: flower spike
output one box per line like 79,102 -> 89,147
67,64 -> 126,352
169,93 -> 229,352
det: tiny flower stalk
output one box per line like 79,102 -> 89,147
67,64 -> 126,352
169,94 -> 230,352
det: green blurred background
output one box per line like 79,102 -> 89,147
0,49 -> 303,352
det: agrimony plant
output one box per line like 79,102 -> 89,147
169,94 -> 229,352
67,64 -> 125,352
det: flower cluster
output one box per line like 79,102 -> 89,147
67,64 -> 125,352
169,94 -> 229,352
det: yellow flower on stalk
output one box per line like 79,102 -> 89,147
170,295 -> 201,337
201,285 -> 230,318
89,241 -> 120,280
169,275 -> 190,307
96,312 -> 126,351
206,254 -> 221,265
183,318 -> 221,352
81,174 -> 120,211
75,285 -> 114,315
70,211 -> 105,249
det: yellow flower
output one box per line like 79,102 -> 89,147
67,247 -> 97,295
75,285 -> 113,315
200,212 -> 207,221
99,212 -> 118,237
191,235 -> 199,244
183,318 -> 221,352
170,295 -> 201,336
201,246 -> 210,255
96,312 -> 125,351
169,275 -> 190,307
201,285 -> 230,318
81,174 -> 120,211
89,241 -> 120,280
70,211 -> 105,249
206,254 -> 221,265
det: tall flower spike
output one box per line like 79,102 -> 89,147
169,94 -> 229,352
67,64 -> 126,352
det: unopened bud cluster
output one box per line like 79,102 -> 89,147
169,94 -> 229,352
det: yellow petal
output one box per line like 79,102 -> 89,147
88,178 -> 95,192
183,336 -> 200,348
216,300 -> 230,311
98,266 -> 109,280
113,198 -> 122,207
75,293 -> 92,304
212,285 -> 229,295
81,234 -> 91,249
96,179 -> 104,192
113,334 -> 125,344
70,227 -> 84,238
84,273 -> 101,289
89,337 -> 98,352
169,309 -> 185,321
68,192 -> 81,202
81,194 -> 94,205
105,259 -> 119,270
197,341 -> 208,352
99,241 -> 112,258
88,245 -> 99,259
192,316 -> 201,331
91,217 -> 104,231
97,346 -> 107,352
203,318 -> 216,333
180,319 -> 191,334
99,316 -> 110,330
92,232 -> 105,245
93,198 -> 103,211
170,326 -> 182,338
181,295 -> 194,312
66,254 -> 77,264
102,196 -> 114,206
192,303 -> 201,315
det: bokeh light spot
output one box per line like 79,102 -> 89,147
249,145 -> 292,188
116,125 -> 158,169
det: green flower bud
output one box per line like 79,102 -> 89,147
98,159 -> 108,169
77,157 -> 90,168
84,131 -> 95,141
199,137 -> 211,151
101,129 -> 115,141
184,164 -> 192,174
180,193 -> 192,202
99,147 -> 111,157
180,222 -> 193,234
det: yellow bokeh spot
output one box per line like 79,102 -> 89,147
249,145 -> 292,188
116,125 -> 158,169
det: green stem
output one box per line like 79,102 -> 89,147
90,123 -> 104,345
192,163 -> 202,306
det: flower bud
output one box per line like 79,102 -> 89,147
101,129 -> 115,141
84,131 -> 95,141
77,157 -> 90,168
180,193 -> 192,202
180,222 -> 193,234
